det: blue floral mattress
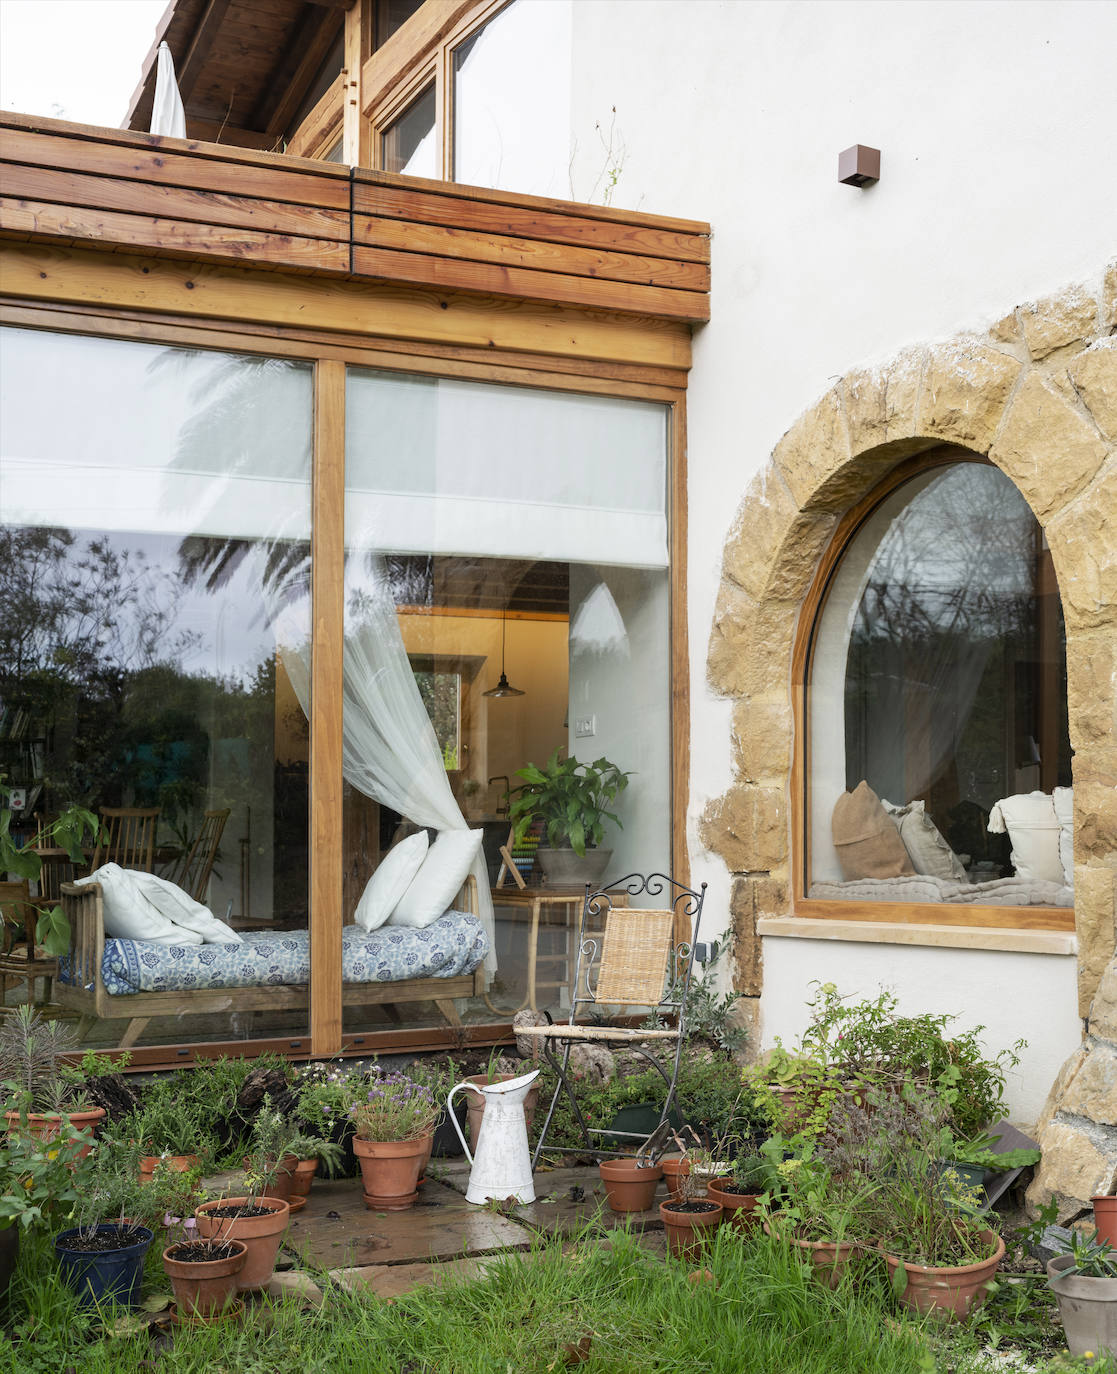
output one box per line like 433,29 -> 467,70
76,912 -> 487,996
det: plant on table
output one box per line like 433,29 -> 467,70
0,787 -> 102,955
509,750 -> 630,857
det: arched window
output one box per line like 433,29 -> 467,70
800,454 -> 1072,925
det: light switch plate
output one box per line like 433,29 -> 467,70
574,715 -> 596,738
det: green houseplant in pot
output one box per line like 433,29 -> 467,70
1,1005 -> 105,1157
0,788 -> 102,956
509,750 -> 630,887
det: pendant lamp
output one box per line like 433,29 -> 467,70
484,610 -> 525,697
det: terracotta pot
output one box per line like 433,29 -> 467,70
140,1154 -> 200,1183
466,1076 -> 540,1150
772,1087 -> 816,1134
289,1158 -> 319,1199
163,1239 -> 247,1319
878,1229 -> 1005,1320
5,1107 -> 105,1162
706,1177 -> 761,1232
260,1155 -> 300,1203
763,1220 -> 860,1289
660,1155 -> 705,1202
1093,1194 -> 1117,1248
352,1135 -> 431,1210
659,1200 -> 723,1261
193,1196 -> 290,1291
599,1158 -> 663,1213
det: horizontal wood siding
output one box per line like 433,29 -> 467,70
0,114 -> 710,323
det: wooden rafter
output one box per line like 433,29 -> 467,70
250,6 -> 345,136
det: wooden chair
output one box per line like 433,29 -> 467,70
521,873 -> 707,1169
89,806 -> 160,873
0,878 -> 58,1007
170,808 -> 230,903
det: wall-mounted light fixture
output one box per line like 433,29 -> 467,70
838,144 -> 880,187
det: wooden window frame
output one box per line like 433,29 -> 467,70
791,450 -> 1074,935
1,297 -> 690,1059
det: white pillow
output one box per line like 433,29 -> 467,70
75,863 -> 203,946
1053,787 -> 1074,888
353,831 -> 429,932
881,799 -> 968,882
129,870 -> 242,944
987,791 -> 1063,885
388,829 -> 483,929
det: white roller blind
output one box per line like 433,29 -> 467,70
345,369 -> 669,568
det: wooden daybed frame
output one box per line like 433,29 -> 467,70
55,878 -> 486,1048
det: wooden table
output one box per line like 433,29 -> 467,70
487,887 -> 627,1014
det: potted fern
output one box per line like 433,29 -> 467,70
509,750 -> 630,887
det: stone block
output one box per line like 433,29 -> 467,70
700,785 -> 787,875
989,372 -> 1108,520
706,580 -> 756,698
264,1270 -> 323,1307
918,341 -> 1020,452
1018,285 -> 1098,360
730,696 -> 791,783
1089,955 -> 1117,1045
1048,463 -> 1117,632
771,386 -> 851,511
1065,631 -> 1117,752
1068,339 -> 1117,440
722,467 -> 835,602
1032,1045 -> 1089,1141
988,310 -> 1022,347
1026,1119 -> 1117,1223
727,996 -> 761,1063
840,349 -> 924,457
1076,869 -> 1117,1019
1104,260 -> 1117,329
729,878 -> 762,996
1059,1042 -> 1117,1125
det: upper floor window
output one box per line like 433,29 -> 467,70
805,459 -> 1072,916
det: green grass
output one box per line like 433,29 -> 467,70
2,1224 -> 1110,1374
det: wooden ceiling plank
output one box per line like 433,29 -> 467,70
177,0 -> 235,104
251,6 -> 345,134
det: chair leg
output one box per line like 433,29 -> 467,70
75,1014 -> 97,1041
118,1017 -> 151,1049
434,998 -> 462,1027
531,1038 -> 598,1169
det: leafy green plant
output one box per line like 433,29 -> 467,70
70,1133 -> 150,1241
1053,1228 -> 1117,1278
945,1129 -> 1040,1172
0,787 -> 103,955
293,1059 -> 356,1134
0,1004 -> 90,1114
0,1117 -> 90,1233
241,1095 -> 343,1200
509,750 -> 630,855
646,942 -> 748,1055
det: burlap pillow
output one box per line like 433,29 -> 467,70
832,781 -> 915,881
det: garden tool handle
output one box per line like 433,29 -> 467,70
447,1081 -> 482,1165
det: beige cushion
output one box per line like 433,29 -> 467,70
987,790 -> 1063,885
831,782 -> 915,881
354,831 -> 428,932
1052,787 -> 1074,887
882,798 -> 968,882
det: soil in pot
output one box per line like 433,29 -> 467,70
352,1136 -> 431,1210
706,1177 -> 761,1232
54,1223 -> 153,1309
193,1196 -> 290,1291
878,1229 -> 1005,1320
1093,1195 -> 1117,1249
1048,1251 -> 1117,1361
659,1200 -> 723,1262
599,1158 -> 663,1213
163,1239 -> 247,1320
466,1077 -> 540,1150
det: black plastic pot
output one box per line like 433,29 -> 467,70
432,1096 -> 469,1158
54,1224 -> 153,1310
0,1226 -> 18,1302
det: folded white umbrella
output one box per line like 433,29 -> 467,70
150,40 -> 186,138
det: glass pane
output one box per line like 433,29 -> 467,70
323,137 -> 345,164
809,463 -> 1071,905
453,0 -> 572,196
342,368 -> 671,1029
382,85 -> 436,176
377,0 -> 425,47
0,327 -> 313,1050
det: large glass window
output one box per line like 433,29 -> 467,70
0,328 -> 313,1048
808,461 -> 1071,909
382,84 -> 437,177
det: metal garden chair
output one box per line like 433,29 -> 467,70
521,872 -> 707,1169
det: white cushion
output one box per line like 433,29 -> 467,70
388,829 -> 483,929
1053,786 -> 1074,888
987,791 -> 1063,885
353,831 -> 429,932
75,863 -> 203,946
881,799 -> 968,882
129,870 -> 242,944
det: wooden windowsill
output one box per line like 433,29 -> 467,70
757,916 -> 1077,956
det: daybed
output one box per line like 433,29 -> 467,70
56,877 -> 488,1047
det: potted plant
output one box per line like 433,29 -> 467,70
1047,1229 -> 1117,1362
1094,1189 -> 1117,1249
706,1151 -> 772,1233
659,1145 -> 723,1262
0,787 -> 102,956
162,1216 -> 247,1323
508,750 -> 630,886
758,1137 -> 870,1289
465,1052 -> 540,1150
294,1058 -> 358,1180
343,1069 -> 439,1211
123,1086 -> 218,1181
1,1005 -> 105,1158
599,1155 -> 663,1212
0,1116 -> 89,1300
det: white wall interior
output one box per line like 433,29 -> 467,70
761,936 -> 1081,1128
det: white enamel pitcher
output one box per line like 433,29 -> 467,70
448,1068 -> 539,1205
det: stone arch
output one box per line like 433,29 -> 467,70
702,264 -> 1117,1015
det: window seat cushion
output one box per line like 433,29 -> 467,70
807,874 -> 1073,907
84,911 -> 487,995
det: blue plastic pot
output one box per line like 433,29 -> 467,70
54,1224 -> 153,1309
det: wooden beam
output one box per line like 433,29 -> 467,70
250,6 -> 344,136
310,358 -> 346,1056
306,0 -> 355,8
342,0 -> 370,166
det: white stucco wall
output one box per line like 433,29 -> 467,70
562,0 -> 1117,1111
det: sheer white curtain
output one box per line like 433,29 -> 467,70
276,566 -> 496,976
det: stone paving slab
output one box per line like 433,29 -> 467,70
283,1177 -> 531,1270
328,1255 -> 501,1299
